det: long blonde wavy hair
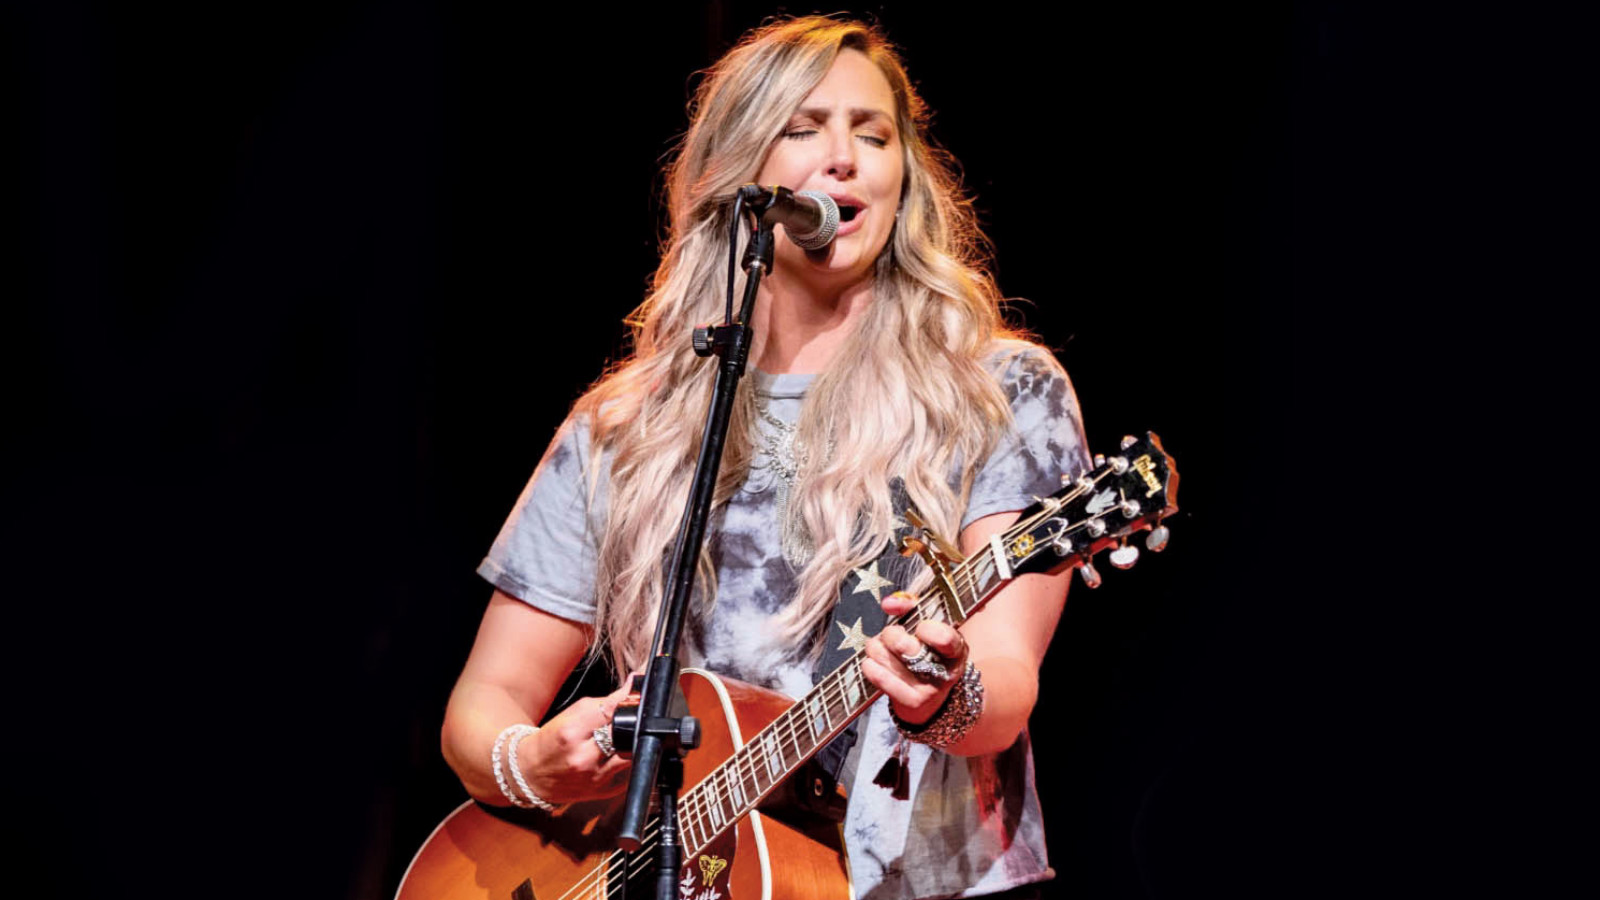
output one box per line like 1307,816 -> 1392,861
576,17 -> 1025,676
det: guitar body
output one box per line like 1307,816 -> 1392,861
396,669 -> 853,900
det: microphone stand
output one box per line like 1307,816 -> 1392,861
611,185 -> 780,900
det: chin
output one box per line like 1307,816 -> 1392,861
800,250 -> 871,282
802,239 -> 878,275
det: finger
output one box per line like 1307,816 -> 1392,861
914,621 -> 966,659
878,625 -> 923,659
881,590 -> 917,615
864,637 -> 912,694
865,633 -> 916,677
613,671 -> 645,700
863,640 -> 944,704
861,656 -> 932,711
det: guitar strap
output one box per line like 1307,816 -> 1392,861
798,479 -> 922,820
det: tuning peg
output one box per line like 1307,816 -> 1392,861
1109,541 -> 1139,569
1120,499 -> 1141,518
1085,518 -> 1106,537
1052,534 -> 1073,556
1093,453 -> 1106,469
1120,435 -> 1138,450
1145,525 -> 1170,553
1078,561 -> 1103,589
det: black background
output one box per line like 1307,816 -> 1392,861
3,2 -> 1569,898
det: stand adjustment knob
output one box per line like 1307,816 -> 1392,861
692,325 -> 715,357
679,716 -> 701,750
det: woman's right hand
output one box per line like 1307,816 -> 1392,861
442,593 -> 638,808
518,681 -> 637,803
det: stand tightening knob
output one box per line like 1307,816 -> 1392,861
692,326 -> 715,357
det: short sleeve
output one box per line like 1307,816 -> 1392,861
476,415 -> 605,625
962,342 -> 1092,531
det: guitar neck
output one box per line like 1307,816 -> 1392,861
606,433 -> 1176,882
669,542 -> 1005,858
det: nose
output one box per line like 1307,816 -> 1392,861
826,130 -> 857,179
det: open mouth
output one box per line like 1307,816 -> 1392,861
837,204 -> 861,223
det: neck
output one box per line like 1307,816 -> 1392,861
752,275 -> 874,374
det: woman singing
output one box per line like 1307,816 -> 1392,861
439,16 -> 1088,899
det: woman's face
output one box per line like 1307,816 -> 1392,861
755,48 -> 905,291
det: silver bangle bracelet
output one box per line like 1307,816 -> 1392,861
491,723 -> 555,810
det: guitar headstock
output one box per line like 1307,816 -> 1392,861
1000,432 -> 1179,587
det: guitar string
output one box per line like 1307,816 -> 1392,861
603,499 -> 1103,894
602,584 -> 973,893
601,575 -> 1011,895
583,597 -> 934,895
565,481 -> 1121,898
590,500 -> 1118,900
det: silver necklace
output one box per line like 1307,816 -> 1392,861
754,399 -> 814,566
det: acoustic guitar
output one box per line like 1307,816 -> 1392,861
397,433 -> 1178,900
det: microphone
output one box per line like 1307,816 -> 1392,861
738,185 -> 839,250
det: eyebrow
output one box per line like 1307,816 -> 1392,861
791,106 -> 894,123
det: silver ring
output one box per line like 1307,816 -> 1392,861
900,647 -> 952,683
592,723 -> 615,758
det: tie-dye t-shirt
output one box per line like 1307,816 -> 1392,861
478,340 -> 1089,899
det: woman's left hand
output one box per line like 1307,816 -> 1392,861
860,591 -> 969,725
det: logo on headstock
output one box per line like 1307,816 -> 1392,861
1131,454 -> 1162,498
1009,534 -> 1035,558
698,854 -> 728,887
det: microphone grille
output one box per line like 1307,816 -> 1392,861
793,190 -> 839,250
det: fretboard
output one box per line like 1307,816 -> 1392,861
667,538 -> 1011,858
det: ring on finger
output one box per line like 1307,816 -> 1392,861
900,647 -> 953,683
592,723 -> 616,758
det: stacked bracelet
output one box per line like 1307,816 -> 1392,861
892,661 -> 985,749
491,723 -> 555,810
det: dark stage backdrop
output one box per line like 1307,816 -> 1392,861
5,2 -> 1547,898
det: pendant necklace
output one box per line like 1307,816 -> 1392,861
755,399 -> 814,567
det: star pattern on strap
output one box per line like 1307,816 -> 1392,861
851,560 -> 895,602
836,617 -> 869,652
